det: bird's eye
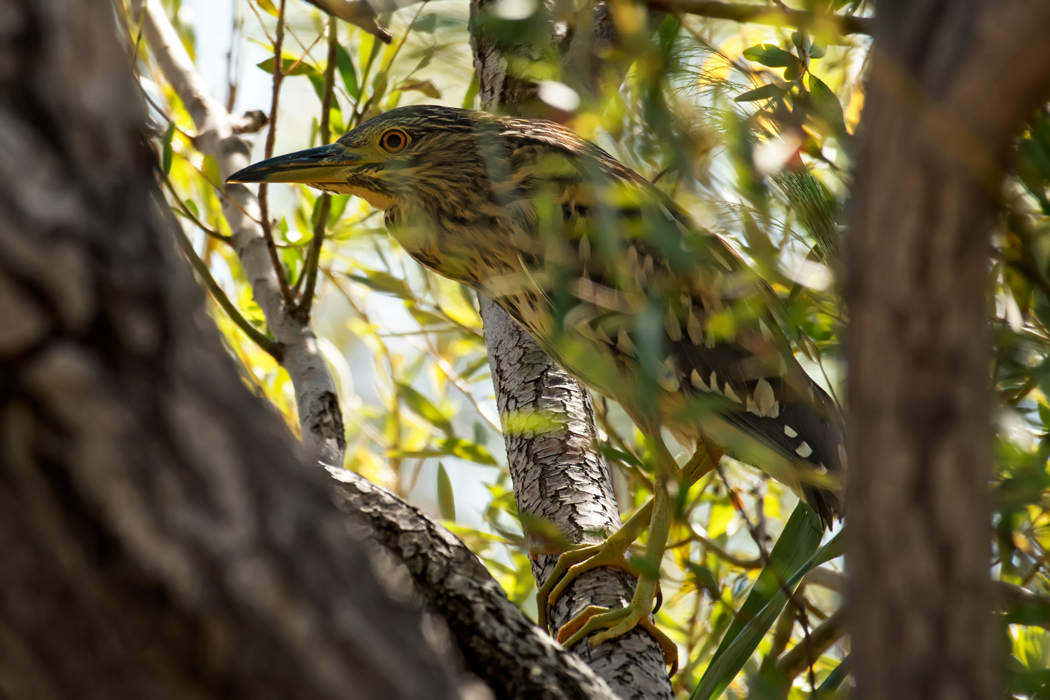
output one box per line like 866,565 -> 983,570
380,129 -> 408,153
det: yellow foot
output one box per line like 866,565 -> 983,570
556,604 -> 679,676
535,539 -> 638,634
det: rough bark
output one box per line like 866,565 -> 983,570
132,0 -> 346,467
0,0 -> 465,697
481,299 -> 674,698
846,2 -> 1050,699
330,469 -> 620,700
469,3 -> 675,696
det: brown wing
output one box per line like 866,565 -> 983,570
494,119 -> 844,525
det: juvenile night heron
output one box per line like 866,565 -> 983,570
228,105 -> 845,672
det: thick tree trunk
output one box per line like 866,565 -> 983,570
0,2 -> 462,697
0,2 -> 622,699
847,3 -> 1050,699
470,4 -> 674,697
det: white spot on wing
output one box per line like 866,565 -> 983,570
664,308 -> 682,342
691,369 -> 709,392
784,425 -> 798,438
754,379 -> 776,417
687,311 -> 703,345
724,383 -> 742,403
796,441 -> 813,458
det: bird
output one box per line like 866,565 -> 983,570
227,104 -> 845,673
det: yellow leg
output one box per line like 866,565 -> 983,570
541,438 -> 720,674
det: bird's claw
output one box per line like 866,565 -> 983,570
556,603 -> 679,676
536,541 -> 636,633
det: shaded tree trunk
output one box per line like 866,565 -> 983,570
0,2 -> 462,697
0,2 -> 620,699
847,2 -> 1050,699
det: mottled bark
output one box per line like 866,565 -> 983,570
0,0 -> 464,697
469,1 -> 675,695
330,469 -> 620,700
847,2 -> 1050,699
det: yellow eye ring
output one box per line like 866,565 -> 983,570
380,129 -> 409,153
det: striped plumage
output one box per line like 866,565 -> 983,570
228,104 -> 845,664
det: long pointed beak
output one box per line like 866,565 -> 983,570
226,143 -> 361,185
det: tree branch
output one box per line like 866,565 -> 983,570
329,470 -> 621,700
648,0 -> 874,36
294,16 -> 338,322
776,608 -> 846,681
132,0 -> 346,467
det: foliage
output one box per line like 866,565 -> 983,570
128,0 -> 1050,697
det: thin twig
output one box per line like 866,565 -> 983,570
162,173 -> 232,243
256,0 -> 297,310
174,224 -> 280,359
294,16 -> 339,321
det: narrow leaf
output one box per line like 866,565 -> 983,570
346,269 -> 411,297
734,83 -> 786,103
256,56 -> 320,77
691,503 -> 825,700
396,382 -> 454,435
437,462 -> 456,521
439,438 -> 498,465
201,154 -> 222,187
255,0 -> 279,16
161,122 -> 175,175
336,44 -> 360,99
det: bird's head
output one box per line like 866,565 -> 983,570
226,105 -> 499,215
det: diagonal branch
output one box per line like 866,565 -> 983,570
330,470 -> 621,700
132,0 -> 346,466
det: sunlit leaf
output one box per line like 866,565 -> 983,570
437,461 -> 456,521
397,381 -> 454,435
347,269 -> 411,297
256,56 -> 320,76
692,503 -> 827,700
255,0 -> 279,16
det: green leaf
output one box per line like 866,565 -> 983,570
256,56 -> 319,77
202,154 -> 221,187
691,503 -> 828,700
783,61 -> 802,81
336,44 -> 360,99
734,83 -> 786,103
396,382 -> 454,435
436,462 -> 456,521
347,269 -> 411,297
742,44 -> 799,68
687,562 -> 721,600
807,74 -> 846,134
161,122 -> 175,175
439,438 -> 498,465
